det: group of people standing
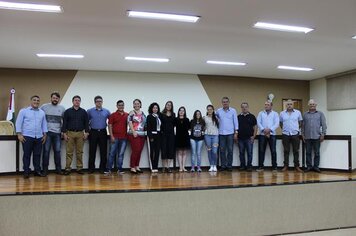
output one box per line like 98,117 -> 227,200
15,93 -> 327,179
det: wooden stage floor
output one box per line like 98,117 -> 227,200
1,168 -> 355,196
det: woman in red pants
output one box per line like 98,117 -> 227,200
127,99 -> 147,174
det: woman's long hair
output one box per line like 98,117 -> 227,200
206,104 -> 219,127
162,101 -> 174,115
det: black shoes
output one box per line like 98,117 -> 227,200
63,170 -> 71,175
313,167 -> 321,173
23,173 -> 30,179
34,171 -> 45,177
304,167 -> 321,173
76,170 -> 84,175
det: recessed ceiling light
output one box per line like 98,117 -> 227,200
278,65 -> 314,72
0,1 -> 62,13
207,60 -> 247,66
125,56 -> 169,62
254,22 -> 314,34
127,10 -> 200,23
352,35 -> 356,39
36,54 -> 84,58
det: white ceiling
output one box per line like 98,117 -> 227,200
0,0 -> 356,80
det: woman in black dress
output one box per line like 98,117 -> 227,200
175,106 -> 190,172
160,101 -> 175,173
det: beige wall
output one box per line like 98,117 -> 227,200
0,68 -> 76,119
0,68 -> 310,126
199,74 -> 310,116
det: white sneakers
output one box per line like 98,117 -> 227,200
209,166 -> 218,172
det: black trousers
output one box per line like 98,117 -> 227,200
88,129 -> 108,171
149,134 -> 161,169
161,133 -> 175,159
282,134 -> 300,167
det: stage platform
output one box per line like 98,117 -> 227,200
0,169 -> 355,196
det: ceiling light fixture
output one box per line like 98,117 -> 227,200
0,1 -> 62,13
127,10 -> 200,23
36,54 -> 84,58
206,60 -> 247,66
254,22 -> 314,33
125,56 -> 169,62
277,65 -> 314,71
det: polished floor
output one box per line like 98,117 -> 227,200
0,168 -> 355,195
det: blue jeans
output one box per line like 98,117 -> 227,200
190,139 -> 204,167
238,138 -> 253,168
42,131 -> 62,172
22,136 -> 43,174
106,138 -> 127,171
305,139 -> 321,168
258,135 -> 277,168
204,135 -> 219,165
219,134 -> 234,169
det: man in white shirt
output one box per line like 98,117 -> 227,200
279,99 -> 303,172
257,101 -> 279,171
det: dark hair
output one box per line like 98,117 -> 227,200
72,95 -> 81,101
116,100 -> 124,105
206,104 -> 219,127
94,95 -> 103,102
30,95 -> 40,100
50,92 -> 60,98
192,110 -> 205,124
148,102 -> 160,114
177,106 -> 187,119
162,101 -> 174,115
133,98 -> 142,108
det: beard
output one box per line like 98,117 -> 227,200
51,101 -> 58,105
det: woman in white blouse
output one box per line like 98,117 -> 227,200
203,105 -> 219,172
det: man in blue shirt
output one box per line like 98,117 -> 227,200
16,95 -> 48,178
280,99 -> 303,172
87,96 -> 111,173
215,97 -> 239,171
257,101 -> 279,171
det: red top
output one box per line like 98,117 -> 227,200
108,111 -> 128,139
